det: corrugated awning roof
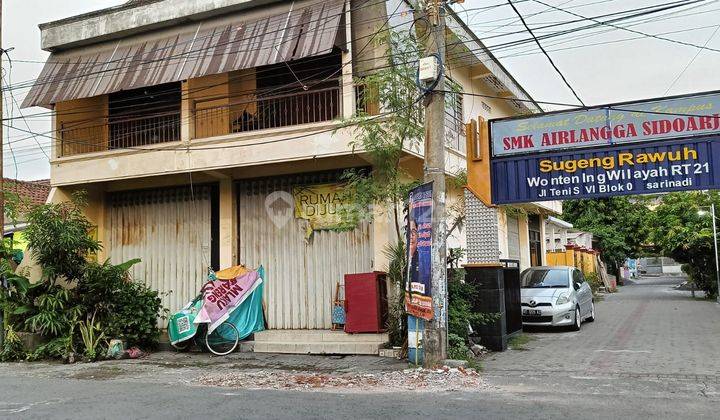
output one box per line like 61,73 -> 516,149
22,0 -> 345,108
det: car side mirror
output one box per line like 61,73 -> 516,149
573,282 -> 580,291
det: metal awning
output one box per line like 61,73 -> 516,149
22,0 -> 345,108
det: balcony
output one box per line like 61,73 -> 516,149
193,87 -> 341,139
58,111 -> 181,157
56,87 -> 342,158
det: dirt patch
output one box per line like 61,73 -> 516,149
70,366 -> 126,380
197,366 -> 489,393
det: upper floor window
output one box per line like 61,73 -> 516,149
193,49 -> 343,138
108,82 -> 182,149
445,76 -> 465,152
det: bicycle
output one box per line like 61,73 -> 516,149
167,289 -> 240,356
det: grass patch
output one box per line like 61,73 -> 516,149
508,334 -> 535,351
466,358 -> 483,371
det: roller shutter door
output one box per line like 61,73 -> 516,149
107,186 -> 215,324
237,174 -> 373,329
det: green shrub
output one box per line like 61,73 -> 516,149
24,192 -> 101,285
383,241 -> 407,348
0,327 -> 26,362
24,284 -> 81,338
77,260 -> 164,348
447,333 -> 470,360
26,337 -> 72,361
585,272 -> 603,294
447,263 -> 500,361
1,190 -> 164,361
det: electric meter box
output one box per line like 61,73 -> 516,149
418,56 -> 439,83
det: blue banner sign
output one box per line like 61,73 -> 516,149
405,182 -> 434,320
491,91 -> 720,157
491,136 -> 720,204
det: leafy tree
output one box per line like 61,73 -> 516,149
340,29 -> 424,240
24,191 -> 101,285
649,191 -> 719,298
562,197 -> 650,277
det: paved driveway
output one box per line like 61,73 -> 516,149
484,276 -> 720,379
478,276 -> 720,418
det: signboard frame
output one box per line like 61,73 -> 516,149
489,89 -> 720,157
487,90 -> 720,204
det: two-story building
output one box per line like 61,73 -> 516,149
22,0 -> 560,354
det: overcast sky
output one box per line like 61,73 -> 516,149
3,0 -> 720,180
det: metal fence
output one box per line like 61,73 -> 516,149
194,87 -> 341,139
59,111 -> 181,157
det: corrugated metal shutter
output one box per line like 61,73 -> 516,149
507,215 -> 520,260
107,186 -> 213,324
237,174 -> 372,329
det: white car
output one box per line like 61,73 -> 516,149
520,266 -> 595,330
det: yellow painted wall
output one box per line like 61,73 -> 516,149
55,96 -> 108,157
189,73 -> 232,139
229,68 -> 257,129
546,247 -> 598,275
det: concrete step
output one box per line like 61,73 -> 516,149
253,330 -> 388,355
253,341 -> 383,355
254,329 -> 388,343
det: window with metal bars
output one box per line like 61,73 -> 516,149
108,82 -> 182,149
445,76 -> 465,152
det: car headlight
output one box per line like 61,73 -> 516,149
556,293 -> 571,305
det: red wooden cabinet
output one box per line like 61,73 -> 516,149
344,272 -> 388,333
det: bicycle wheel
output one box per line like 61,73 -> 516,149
167,325 -> 192,352
204,322 -> 240,356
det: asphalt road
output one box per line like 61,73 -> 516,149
1,275 -> 718,419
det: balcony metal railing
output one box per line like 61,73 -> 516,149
193,87 -> 340,139
109,111 -> 181,149
58,111 -> 181,157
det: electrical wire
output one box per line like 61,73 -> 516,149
2,72 -> 19,181
3,0 -> 702,99
5,0 -> 705,124
5,0 -> 720,164
531,0 -> 720,54
664,24 -> 720,95
506,0 -> 586,106
2,51 -> 49,160
4,0 -> 396,95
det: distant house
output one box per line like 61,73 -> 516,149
545,216 -> 596,252
3,178 -> 50,207
3,178 -> 51,259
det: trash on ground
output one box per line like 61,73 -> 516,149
197,366 -> 487,392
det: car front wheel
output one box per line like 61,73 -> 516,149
571,306 -> 581,331
587,301 -> 596,322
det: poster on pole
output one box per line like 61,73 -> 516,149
405,182 -> 434,320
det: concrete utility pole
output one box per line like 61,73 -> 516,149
0,0 -> 4,349
422,0 -> 448,365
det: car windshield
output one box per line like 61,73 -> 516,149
521,269 -> 569,288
